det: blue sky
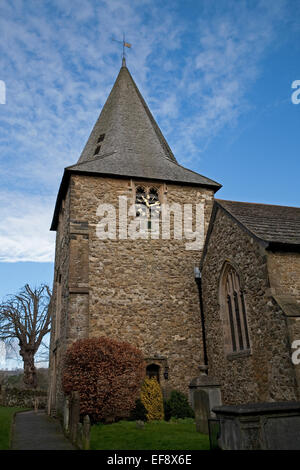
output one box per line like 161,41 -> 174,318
0,0 -> 300,301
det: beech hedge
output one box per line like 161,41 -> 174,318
62,337 -> 145,423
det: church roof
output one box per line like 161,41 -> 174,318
216,199 -> 300,247
201,199 -> 300,269
50,62 -> 221,230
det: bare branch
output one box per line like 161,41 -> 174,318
0,283 -> 52,388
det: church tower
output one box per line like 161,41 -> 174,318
48,60 -> 221,414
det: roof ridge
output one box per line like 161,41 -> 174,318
216,199 -> 300,210
173,160 -> 221,187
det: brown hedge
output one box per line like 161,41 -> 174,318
62,337 -> 145,423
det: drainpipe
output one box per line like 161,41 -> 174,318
194,266 -> 208,367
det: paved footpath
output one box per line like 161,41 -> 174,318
11,410 -> 75,450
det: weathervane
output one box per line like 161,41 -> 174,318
112,33 -> 132,66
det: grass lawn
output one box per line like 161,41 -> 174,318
90,418 -> 210,450
0,406 -> 27,450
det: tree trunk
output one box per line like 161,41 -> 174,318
22,350 -> 37,389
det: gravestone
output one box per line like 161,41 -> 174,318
189,366 -> 222,434
82,415 -> 91,450
69,391 -> 80,444
194,390 -> 210,433
63,397 -> 70,434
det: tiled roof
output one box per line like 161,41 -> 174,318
216,199 -> 300,246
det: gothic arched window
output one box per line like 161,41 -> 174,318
220,264 -> 250,355
135,186 -> 148,218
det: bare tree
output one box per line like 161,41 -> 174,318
0,284 -> 51,388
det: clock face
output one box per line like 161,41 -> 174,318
148,188 -> 160,217
135,186 -> 160,218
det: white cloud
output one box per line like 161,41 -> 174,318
167,0 -> 291,161
0,0 -> 297,261
0,191 -> 55,262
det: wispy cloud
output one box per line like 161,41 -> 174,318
161,0 -> 293,159
0,191 -> 55,262
0,0 -> 298,261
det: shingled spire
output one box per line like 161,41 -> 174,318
68,62 -> 221,186
75,62 -> 176,166
51,62 -> 221,230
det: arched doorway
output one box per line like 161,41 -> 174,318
146,363 -> 160,382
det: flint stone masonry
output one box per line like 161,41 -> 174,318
267,251 -> 300,301
201,208 -> 299,405
267,251 -> 300,391
48,173 -> 215,414
0,386 -> 47,409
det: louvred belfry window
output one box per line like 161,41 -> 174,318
224,266 -> 250,353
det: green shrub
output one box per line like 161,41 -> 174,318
163,399 -> 172,421
129,399 -> 147,422
165,391 -> 194,420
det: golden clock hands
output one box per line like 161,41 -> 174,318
149,201 -> 160,206
141,195 -> 151,207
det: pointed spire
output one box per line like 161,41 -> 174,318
50,64 -> 221,230
76,63 -> 177,165
68,65 -> 221,190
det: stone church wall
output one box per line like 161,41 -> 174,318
267,251 -> 300,395
69,174 -> 214,397
48,173 -> 216,413
48,185 -> 71,414
201,209 -> 298,405
267,251 -> 300,301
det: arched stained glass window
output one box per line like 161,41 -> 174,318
221,265 -> 250,354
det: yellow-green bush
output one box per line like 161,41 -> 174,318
140,377 -> 164,421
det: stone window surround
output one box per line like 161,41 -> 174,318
131,181 -> 166,230
219,260 -> 252,359
144,356 -> 169,382
129,179 -> 167,205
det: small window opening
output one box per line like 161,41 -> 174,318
97,133 -> 105,143
94,145 -> 101,155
